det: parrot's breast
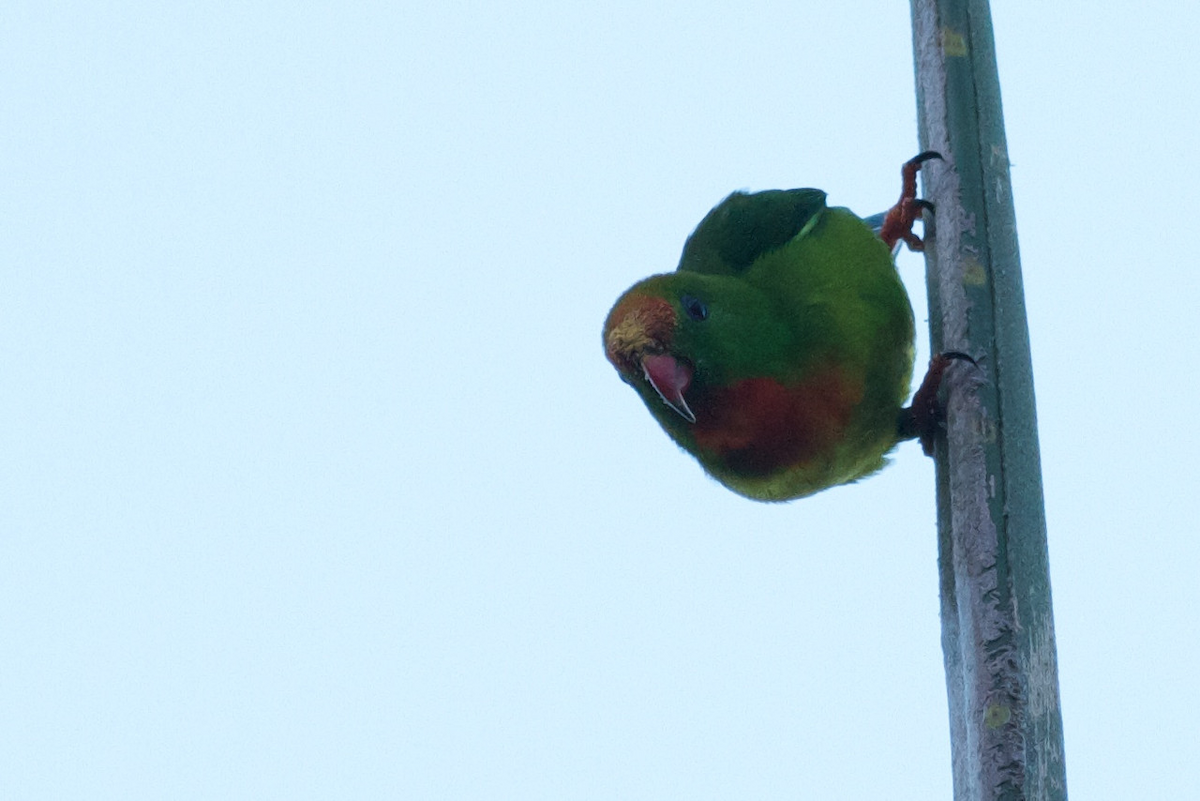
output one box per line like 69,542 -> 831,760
689,366 -> 865,477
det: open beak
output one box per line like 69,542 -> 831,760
641,352 -> 696,423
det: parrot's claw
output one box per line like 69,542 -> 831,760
879,152 -> 943,252
898,350 -> 977,456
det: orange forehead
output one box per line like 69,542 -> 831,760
603,292 -> 676,367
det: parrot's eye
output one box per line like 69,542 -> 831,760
681,294 -> 708,321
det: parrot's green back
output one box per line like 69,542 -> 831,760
604,188 -> 916,501
678,189 -> 828,276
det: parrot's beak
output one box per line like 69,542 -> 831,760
641,352 -> 696,423
603,293 -> 695,422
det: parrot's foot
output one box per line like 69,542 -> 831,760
898,351 -> 977,456
879,151 -> 942,252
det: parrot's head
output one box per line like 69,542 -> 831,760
604,276 -> 700,424
603,272 -> 787,433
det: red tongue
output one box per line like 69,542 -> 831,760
641,353 -> 696,423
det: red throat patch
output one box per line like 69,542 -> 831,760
689,367 -> 865,476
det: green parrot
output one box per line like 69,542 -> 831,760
603,153 -> 960,502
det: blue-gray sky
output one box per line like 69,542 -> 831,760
4,1 -> 1198,798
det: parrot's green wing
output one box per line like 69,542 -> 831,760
677,188 -> 827,276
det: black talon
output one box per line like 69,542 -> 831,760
940,350 -> 977,367
898,350 -> 980,455
879,152 -> 943,252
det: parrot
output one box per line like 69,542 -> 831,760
603,152 -> 965,502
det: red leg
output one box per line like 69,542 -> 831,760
898,351 -> 976,455
879,151 -> 941,252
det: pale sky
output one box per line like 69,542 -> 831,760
4,1 -> 1199,798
